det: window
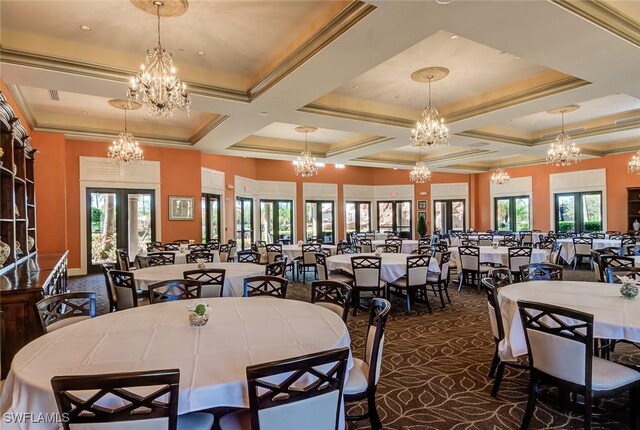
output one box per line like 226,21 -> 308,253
201,193 -> 221,242
377,201 -> 412,238
305,201 -> 335,244
345,201 -> 371,234
494,196 -> 530,231
433,199 -> 465,233
260,200 -> 293,243
235,197 -> 253,250
554,192 -> 602,233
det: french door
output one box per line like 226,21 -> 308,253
494,196 -> 530,231
260,200 -> 293,243
554,192 -> 602,233
377,201 -> 412,238
236,197 -> 254,250
433,199 -> 465,233
345,201 -> 371,234
305,201 -> 335,244
201,193 -> 221,242
87,188 -> 155,272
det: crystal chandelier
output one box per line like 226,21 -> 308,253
127,1 -> 190,118
409,149 -> 431,183
108,100 -> 143,166
546,107 -> 580,167
628,150 -> 640,174
294,126 -> 319,177
410,67 -> 450,150
490,158 -> 510,185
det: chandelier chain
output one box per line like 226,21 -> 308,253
546,108 -> 580,167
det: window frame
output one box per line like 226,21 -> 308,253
201,193 -> 221,243
305,200 -> 335,244
259,199 -> 294,244
345,200 -> 372,234
433,199 -> 466,233
554,191 -> 603,233
493,195 -> 531,232
376,200 -> 412,237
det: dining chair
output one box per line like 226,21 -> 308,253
624,244 -> 640,256
185,251 -> 215,263
146,241 -> 163,252
237,250 -> 261,264
265,244 -> 283,263
377,244 -> 400,253
208,241 -> 220,251
109,270 -> 146,310
477,234 -> 493,247
264,261 -> 286,277
219,244 -> 231,262
388,255 -> 431,314
481,278 -> 527,398
174,239 -> 191,244
298,244 -> 321,283
183,268 -> 226,298
344,298 -> 391,430
458,246 -> 492,293
508,247 -> 532,282
604,266 -> 640,283
340,245 -> 360,254
36,292 -> 96,333
426,250 -> 452,309
359,239 -> 373,253
499,239 -> 520,248
350,256 -> 385,316
314,253 -> 354,284
517,300 -> 640,430
311,280 -> 352,322
188,243 -> 209,251
549,242 -> 563,265
600,255 -> 635,280
148,252 -> 176,266
99,262 -> 117,312
148,279 -> 202,304
385,238 -> 402,248
589,232 -> 606,239
572,237 -> 593,270
219,348 -> 349,430
519,263 -> 563,281
51,369 -> 214,430
243,275 -> 288,298
163,242 -> 180,251
520,232 -> 533,247
489,267 -> 512,288
116,249 -> 132,271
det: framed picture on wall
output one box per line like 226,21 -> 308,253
417,200 -> 427,210
417,211 -> 427,221
169,196 -> 195,220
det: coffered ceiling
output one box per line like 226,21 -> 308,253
1,0 -> 639,173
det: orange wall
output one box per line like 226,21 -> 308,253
473,154 -> 640,232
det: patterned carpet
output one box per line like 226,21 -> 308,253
70,268 -> 639,429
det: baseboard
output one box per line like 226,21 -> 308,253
68,268 -> 86,277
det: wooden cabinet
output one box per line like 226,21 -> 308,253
627,188 -> 640,232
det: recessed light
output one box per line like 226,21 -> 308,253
394,95 -> 400,99
178,48 -> 185,52
197,51 -> 205,56
450,35 -> 459,40
409,97 -> 416,101
499,51 -> 507,55
435,0 -> 454,4
80,25 -> 91,31
513,56 -> 520,60
352,85 -> 359,90
393,168 -> 398,170
82,110 -> 88,115
258,111 -> 269,116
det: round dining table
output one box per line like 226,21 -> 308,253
326,252 -> 440,283
138,249 -> 220,265
0,298 -> 353,430
281,244 -> 337,261
371,240 -> 419,254
449,246 -> 548,269
557,238 -> 622,265
497,281 -> 640,361
134,262 -> 263,297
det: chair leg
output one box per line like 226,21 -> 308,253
352,289 -> 359,316
488,346 -> 500,378
458,272 -> 464,291
367,391 -> 382,430
584,390 -> 592,430
520,380 -> 538,430
424,288 -> 432,314
491,362 -> 505,398
406,289 -> 412,314
630,386 -> 640,430
437,284 -> 446,309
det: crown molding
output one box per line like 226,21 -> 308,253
325,136 -> 394,157
355,148 -> 488,166
190,115 -> 230,144
299,103 -> 413,128
5,84 -> 37,130
551,0 -> 640,47
457,130 -> 532,146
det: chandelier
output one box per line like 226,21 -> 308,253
410,67 -> 450,150
294,126 -> 319,177
107,99 -> 143,166
546,106 -> 581,167
629,150 -> 640,174
127,0 -> 190,118
409,149 -> 431,183
490,158 -> 510,185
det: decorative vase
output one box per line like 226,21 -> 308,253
189,312 -> 209,327
0,237 -> 10,267
620,283 -> 639,299
27,235 -> 35,252
633,220 -> 640,231
15,241 -> 23,256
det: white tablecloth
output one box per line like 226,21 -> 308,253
497,281 -> 640,361
371,240 -> 419,254
557,238 -> 621,264
134,262 -> 264,297
138,250 -> 220,265
326,253 -> 439,283
449,246 -> 548,268
0,298 -> 352,430
281,244 -> 337,261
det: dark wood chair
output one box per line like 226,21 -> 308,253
388,255 -> 431,314
188,243 -> 209,251
604,266 -> 640,283
219,348 -> 349,430
311,280 -> 352,323
183,268 -> 226,298
298,244 -> 321,283
344,298 -> 391,430
341,245 -> 362,254
109,270 -> 146,310
148,279 -> 202,304
572,237 -> 593,270
477,234 -> 493,247
163,242 -> 180,251
265,244 -> 283,263
148,252 -> 176,266
36,292 -> 96,333
489,267 -> 512,288
350,256 -> 385,316
146,241 -> 163,252
185,252 -> 215,263
116,249 -> 132,271
376,244 -> 400,253
237,250 -> 261,264
51,369 -> 213,430
385,238 -> 403,248
481,278 -> 527,398
99,262 -> 117,312
458,246 -> 492,293
243,275 -> 288,298
517,300 -> 640,430
519,263 -> 563,281
264,261 -> 286,277
426,250 -> 452,309
508,247 -> 532,282
600,255 -> 635,281
315,253 -> 354,285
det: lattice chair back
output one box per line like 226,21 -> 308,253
265,261 -> 286,277
350,256 -> 381,289
572,237 -> 593,256
109,270 -> 139,310
243,275 -> 288,298
406,255 -> 430,287
302,244 -> 321,265
508,247 -> 532,273
459,246 -> 480,271
385,238 -> 402,248
183,268 -> 226,298
147,252 -> 175,266
36,292 -> 96,333
364,298 -> 391,386
520,263 -> 563,281
237,251 -> 261,264
600,255 -> 635,276
188,243 -> 209,251
481,278 -> 504,342
605,266 -> 640,283
185,252 -> 215,264
489,267 -> 512,288
219,244 -> 230,262
116,249 -> 131,271
315,253 -> 329,281
358,239 -> 372,253
377,244 -> 400,253
311,280 -> 352,322
163,242 -> 180,251
148,279 -> 202,304
266,244 -> 283,263
549,242 -> 562,265
477,234 -> 493,247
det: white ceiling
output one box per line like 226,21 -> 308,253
1,0 -> 639,172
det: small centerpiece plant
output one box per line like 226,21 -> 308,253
616,275 -> 639,299
188,302 -> 211,326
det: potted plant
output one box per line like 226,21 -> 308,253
416,214 -> 428,239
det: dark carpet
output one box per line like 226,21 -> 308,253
70,268 -> 639,429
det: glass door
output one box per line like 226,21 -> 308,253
555,192 -> 602,233
87,188 -> 155,272
345,201 -> 371,235
236,197 -> 253,250
260,200 -> 293,243
494,196 -> 530,231
377,201 -> 412,238
433,199 -> 465,233
305,200 -> 335,244
201,193 -> 221,242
